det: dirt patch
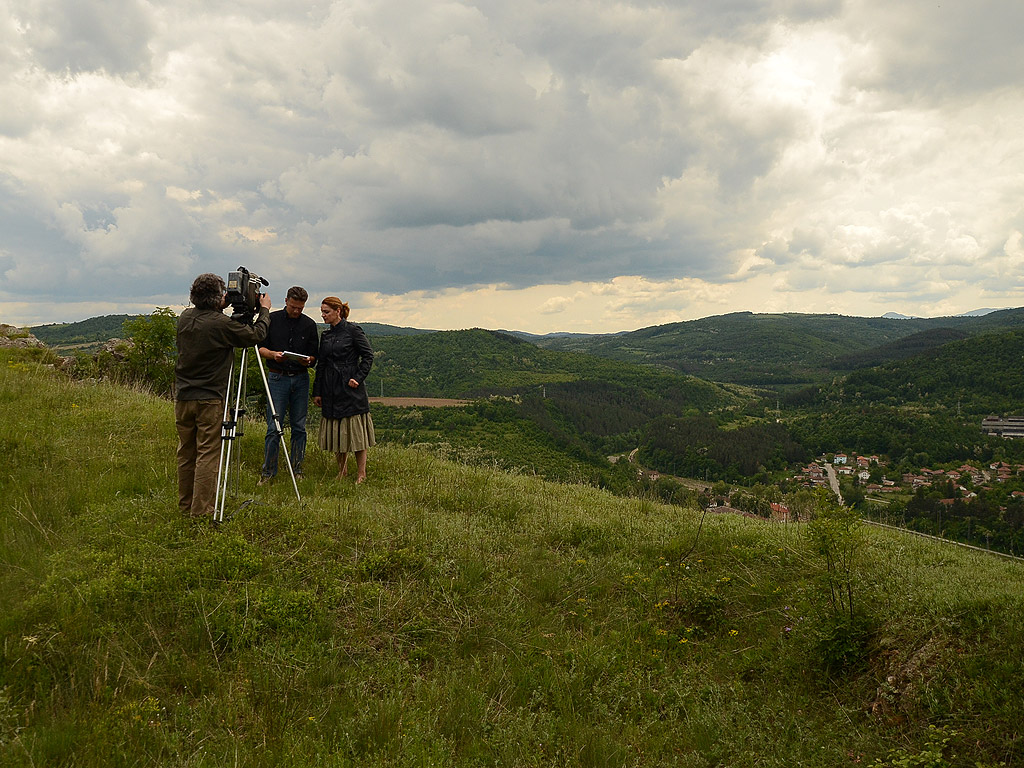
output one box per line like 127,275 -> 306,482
370,397 -> 471,408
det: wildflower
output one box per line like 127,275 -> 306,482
679,638 -> 689,644
656,629 -> 667,636
729,629 -> 738,636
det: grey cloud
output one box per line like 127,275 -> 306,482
848,0 -> 1024,101
18,0 -> 155,76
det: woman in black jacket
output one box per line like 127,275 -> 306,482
313,296 -> 375,482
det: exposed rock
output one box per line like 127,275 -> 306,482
98,337 -> 135,360
0,324 -> 46,349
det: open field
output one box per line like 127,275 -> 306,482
369,396 -> 471,407
2,346 -> 1023,767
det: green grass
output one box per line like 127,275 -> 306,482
1,348 -> 1023,766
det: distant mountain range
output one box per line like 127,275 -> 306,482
27,306 -> 1024,390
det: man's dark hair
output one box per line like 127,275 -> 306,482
286,286 -> 308,303
190,273 -> 226,311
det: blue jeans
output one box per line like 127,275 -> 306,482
261,371 -> 309,478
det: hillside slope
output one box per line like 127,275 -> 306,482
2,348 -> 1023,766
537,308 -> 1024,388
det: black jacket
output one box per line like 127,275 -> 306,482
261,309 -> 320,374
312,320 -> 374,419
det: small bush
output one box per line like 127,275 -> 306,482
816,610 -> 876,676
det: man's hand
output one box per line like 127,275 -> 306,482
313,396 -> 322,407
259,293 -> 272,310
303,356 -> 315,367
258,348 -> 284,362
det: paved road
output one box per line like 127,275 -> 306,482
824,462 -> 844,504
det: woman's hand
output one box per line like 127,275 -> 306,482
348,378 -> 359,388
314,396 -> 322,407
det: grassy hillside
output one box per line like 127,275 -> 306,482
537,309 -> 1024,388
2,348 -> 1023,766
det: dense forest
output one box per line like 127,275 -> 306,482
639,415 -> 809,483
536,308 -> 1024,388
829,329 -> 1024,415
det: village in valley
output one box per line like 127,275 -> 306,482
797,453 -> 1024,497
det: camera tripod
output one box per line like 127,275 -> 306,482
214,345 -> 301,522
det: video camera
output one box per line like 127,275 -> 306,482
225,266 -> 269,322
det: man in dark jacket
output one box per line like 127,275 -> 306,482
174,273 -> 271,518
257,286 -> 319,483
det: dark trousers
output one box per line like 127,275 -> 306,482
261,370 -> 309,477
175,399 -> 223,517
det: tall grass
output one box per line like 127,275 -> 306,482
1,348 -> 1022,767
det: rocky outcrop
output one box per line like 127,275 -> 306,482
0,324 -> 47,349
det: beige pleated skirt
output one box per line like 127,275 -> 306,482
319,412 -> 376,453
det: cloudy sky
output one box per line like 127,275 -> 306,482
2,0 -> 1023,332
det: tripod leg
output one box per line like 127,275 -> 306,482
214,354 -> 235,521
215,348 -> 248,522
254,346 -> 301,501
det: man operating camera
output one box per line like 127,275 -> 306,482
174,272 -> 271,519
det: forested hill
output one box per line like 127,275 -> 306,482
29,315 -> 430,348
30,315 -> 133,347
830,327 -> 970,370
824,327 -> 1024,417
368,327 -> 741,409
535,308 -> 1024,388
